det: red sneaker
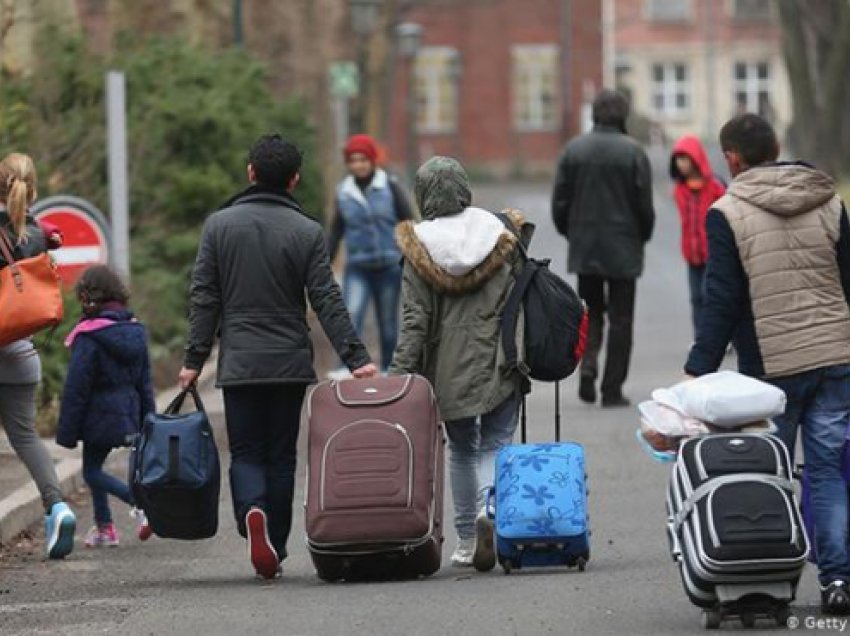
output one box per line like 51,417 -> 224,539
246,508 -> 278,580
131,508 -> 153,542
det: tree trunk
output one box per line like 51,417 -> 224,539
778,0 -> 850,179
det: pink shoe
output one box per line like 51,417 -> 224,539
84,523 -> 119,548
99,523 -> 120,547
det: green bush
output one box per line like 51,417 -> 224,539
1,27 -> 324,433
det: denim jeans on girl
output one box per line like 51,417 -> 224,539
769,363 -> 850,585
445,395 -> 520,539
82,444 -> 132,526
343,263 -> 402,371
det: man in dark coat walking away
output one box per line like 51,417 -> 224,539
551,90 -> 655,407
179,134 -> 377,580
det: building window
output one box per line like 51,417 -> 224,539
414,47 -> 459,134
645,0 -> 692,22
734,61 -> 772,119
651,62 -> 690,117
512,44 -> 560,132
731,0 -> 772,21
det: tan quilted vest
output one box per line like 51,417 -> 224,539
714,193 -> 850,378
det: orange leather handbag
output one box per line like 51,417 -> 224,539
0,228 -> 64,346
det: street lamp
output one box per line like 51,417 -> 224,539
348,0 -> 382,134
396,22 -> 423,184
349,0 -> 382,36
447,50 -> 463,158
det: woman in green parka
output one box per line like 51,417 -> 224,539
388,156 -> 531,571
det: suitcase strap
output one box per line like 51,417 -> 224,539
673,473 -> 794,535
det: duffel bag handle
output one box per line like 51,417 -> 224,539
165,385 -> 206,416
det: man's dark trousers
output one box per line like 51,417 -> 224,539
222,383 -> 307,561
578,275 -> 636,400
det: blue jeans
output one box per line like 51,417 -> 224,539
82,445 -> 133,526
687,264 -> 705,339
769,364 -> 850,584
445,395 -> 520,539
222,384 -> 306,561
343,264 -> 402,371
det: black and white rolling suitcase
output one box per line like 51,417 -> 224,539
666,433 -> 809,629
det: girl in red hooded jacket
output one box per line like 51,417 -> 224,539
670,136 -> 726,337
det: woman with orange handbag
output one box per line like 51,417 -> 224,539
0,153 -> 76,559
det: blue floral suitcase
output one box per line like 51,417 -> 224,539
488,383 -> 589,573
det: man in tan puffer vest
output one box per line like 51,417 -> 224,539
685,113 -> 850,615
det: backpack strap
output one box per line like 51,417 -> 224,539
501,259 -> 536,375
0,228 -> 23,291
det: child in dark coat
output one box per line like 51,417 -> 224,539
56,265 -> 156,547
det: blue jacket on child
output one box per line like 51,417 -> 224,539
56,308 -> 156,449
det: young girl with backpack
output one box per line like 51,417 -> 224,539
56,265 -> 156,547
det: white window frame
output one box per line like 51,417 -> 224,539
512,44 -> 560,133
414,47 -> 459,135
651,62 -> 691,119
733,61 -> 772,116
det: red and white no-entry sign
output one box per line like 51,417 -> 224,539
32,196 -> 111,287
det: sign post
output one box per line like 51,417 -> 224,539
32,196 -> 112,287
106,70 -> 130,282
329,62 -> 360,157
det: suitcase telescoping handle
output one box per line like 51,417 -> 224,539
520,381 -> 561,444
165,385 -> 206,416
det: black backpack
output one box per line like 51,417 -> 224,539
498,214 -> 588,382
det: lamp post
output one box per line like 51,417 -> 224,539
396,22 -> 423,185
349,0 -> 382,133
447,50 -> 463,159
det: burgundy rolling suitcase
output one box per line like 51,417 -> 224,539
305,374 -> 445,581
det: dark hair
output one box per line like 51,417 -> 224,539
248,134 -> 303,187
719,113 -> 779,167
75,265 -> 130,316
592,89 -> 630,131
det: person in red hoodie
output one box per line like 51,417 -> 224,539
670,136 -> 726,337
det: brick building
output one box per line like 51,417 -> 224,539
387,0 -> 603,178
612,0 -> 791,143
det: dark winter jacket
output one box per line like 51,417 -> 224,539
685,162 -> 850,379
56,309 -> 156,449
184,185 -> 372,386
551,125 -> 655,279
670,136 -> 726,267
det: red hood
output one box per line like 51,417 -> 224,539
670,136 -> 714,181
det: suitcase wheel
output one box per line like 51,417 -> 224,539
576,557 -> 587,572
702,609 -> 722,630
740,612 -> 756,629
502,559 -> 513,575
774,606 -> 792,627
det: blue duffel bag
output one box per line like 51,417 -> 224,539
130,386 -> 220,540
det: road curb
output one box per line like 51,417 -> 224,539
0,351 -> 219,548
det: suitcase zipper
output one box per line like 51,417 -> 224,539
319,420 -> 414,512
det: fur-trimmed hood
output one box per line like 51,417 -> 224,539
396,208 -> 527,295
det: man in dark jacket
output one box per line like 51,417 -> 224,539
551,90 -> 655,407
685,114 -> 850,615
178,134 -> 377,580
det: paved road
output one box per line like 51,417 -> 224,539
0,180 -> 819,635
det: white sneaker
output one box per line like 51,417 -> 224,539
473,510 -> 497,572
451,537 -> 475,567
